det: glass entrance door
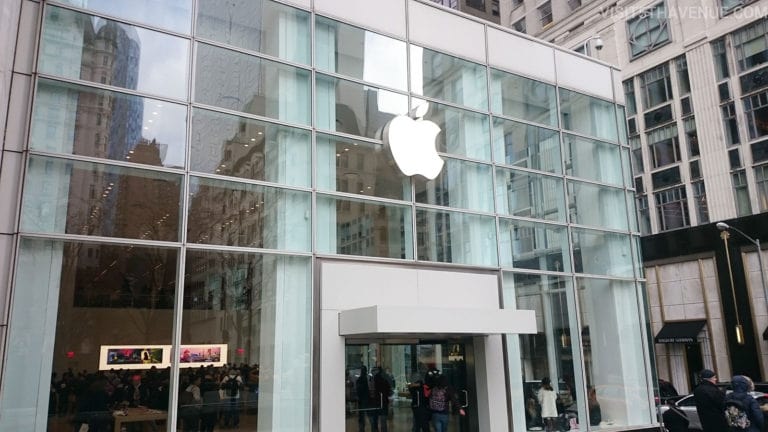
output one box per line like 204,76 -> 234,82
344,339 -> 477,432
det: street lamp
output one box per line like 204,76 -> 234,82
717,222 -> 768,344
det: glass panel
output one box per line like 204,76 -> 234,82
626,192 -> 639,232
410,45 -> 488,110
621,147 -> 633,188
182,249 -> 311,431
315,74 -> 408,139
194,43 -> 311,125
577,277 -> 654,427
190,108 -> 310,187
344,341 -> 477,432
563,134 -> 622,186
31,78 -> 187,168
196,0 -> 310,64
316,194 -> 413,259
559,89 -> 618,143
40,6 -> 189,100
568,181 -> 628,230
498,219 -> 571,271
503,273 -> 587,432
416,208 -> 497,266
616,106 -> 628,145
495,167 -> 566,222
0,238 -> 177,431
490,69 -> 558,127
56,0 -> 192,33
316,133 -> 410,200
414,99 -> 491,161
492,118 -> 561,173
21,155 -> 181,241
572,228 -> 633,277
187,176 -> 311,251
414,158 -> 493,212
315,16 -> 408,91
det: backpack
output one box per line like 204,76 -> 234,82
224,376 -> 240,398
725,399 -> 751,430
429,387 -> 448,412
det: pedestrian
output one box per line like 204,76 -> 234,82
408,368 -> 430,432
538,377 -> 559,432
428,374 -> 465,432
219,368 -> 243,428
725,375 -> 763,432
693,369 -> 728,432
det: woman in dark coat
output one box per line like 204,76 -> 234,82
725,375 -> 764,432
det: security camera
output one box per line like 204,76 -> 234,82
594,37 -> 604,51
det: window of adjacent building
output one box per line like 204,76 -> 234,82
539,2 -> 553,27
640,64 -> 673,110
733,18 -> 768,72
568,0 -> 582,10
690,159 -> 702,180
511,0 -> 523,7
744,90 -> 768,139
756,164 -> 768,211
492,0 -> 500,16
722,0 -> 759,15
651,166 -> 681,190
646,124 -> 680,168
732,169 -> 752,215
684,117 -> 699,157
627,3 -> 670,59
753,138 -> 768,163
637,195 -> 651,234
730,148 -> 743,169
466,0 -> 486,11
712,38 -> 731,80
722,102 -> 741,145
676,56 -> 691,95
692,180 -> 709,223
654,186 -> 689,231
630,135 -> 644,174
512,18 -> 527,33
624,80 -> 638,116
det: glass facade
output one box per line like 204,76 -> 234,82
0,1 -> 652,432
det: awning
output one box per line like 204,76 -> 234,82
339,305 -> 537,336
654,320 -> 706,344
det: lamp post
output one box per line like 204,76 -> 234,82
717,222 -> 768,317
719,229 -> 745,345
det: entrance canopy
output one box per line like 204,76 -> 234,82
339,305 -> 536,336
654,320 -> 706,344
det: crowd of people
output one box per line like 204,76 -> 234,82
48,363 -> 260,432
664,368 -> 766,432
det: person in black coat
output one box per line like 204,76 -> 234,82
725,375 -> 764,432
693,369 -> 728,432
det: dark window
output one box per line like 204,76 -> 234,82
676,56 -> 691,94
729,148 -> 742,169
640,64 -> 673,109
624,80 -> 637,115
644,104 -> 674,129
684,117 -> 699,157
752,138 -> 768,163
512,18 -> 526,33
628,118 -> 638,135
690,160 -> 701,180
635,176 -> 644,193
680,96 -> 693,117
652,166 -> 682,189
744,90 -> 768,139
466,0 -> 486,11
712,38 -> 730,80
719,82 -> 731,102
692,180 -> 709,223
739,66 -> 768,94
647,124 -> 680,168
722,102 -> 740,145
654,186 -> 689,231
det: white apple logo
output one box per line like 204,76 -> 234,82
383,103 -> 444,180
